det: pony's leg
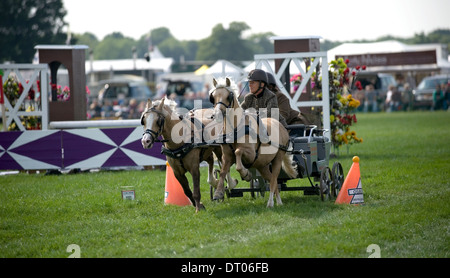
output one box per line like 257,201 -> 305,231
206,155 -> 218,189
235,148 -> 253,182
190,167 -> 205,212
226,172 -> 238,190
259,157 -> 283,208
173,171 -> 196,207
213,152 -> 233,200
258,165 -> 274,207
269,153 -> 284,206
215,147 -> 237,190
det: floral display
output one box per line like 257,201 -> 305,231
290,73 -> 302,93
309,58 -> 365,155
2,75 -> 42,130
51,83 -> 71,101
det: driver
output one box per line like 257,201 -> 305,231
241,69 -> 288,127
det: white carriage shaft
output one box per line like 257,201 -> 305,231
254,51 -> 331,141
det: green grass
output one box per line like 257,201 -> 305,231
1,111 -> 449,258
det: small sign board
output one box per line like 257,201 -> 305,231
121,186 -> 136,200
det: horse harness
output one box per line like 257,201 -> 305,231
221,113 -> 290,169
142,107 -> 211,170
209,85 -> 235,109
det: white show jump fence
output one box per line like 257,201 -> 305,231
1,64 -> 49,131
0,64 -> 166,171
254,52 -> 330,140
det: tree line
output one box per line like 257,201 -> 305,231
50,27 -> 450,66
74,23 -> 275,63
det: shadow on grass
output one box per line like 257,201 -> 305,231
207,189 -> 343,220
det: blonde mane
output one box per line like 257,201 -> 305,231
152,96 -> 178,110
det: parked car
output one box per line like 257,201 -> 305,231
413,75 -> 450,109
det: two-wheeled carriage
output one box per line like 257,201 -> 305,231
211,124 -> 345,202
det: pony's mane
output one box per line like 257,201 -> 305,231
211,77 -> 240,105
152,96 -> 178,111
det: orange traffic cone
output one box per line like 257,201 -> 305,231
164,161 -> 192,206
335,156 -> 364,205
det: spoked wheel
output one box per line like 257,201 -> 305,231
249,178 -> 265,198
331,162 -> 344,198
319,167 -> 332,201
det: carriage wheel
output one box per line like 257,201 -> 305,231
331,162 -> 344,198
319,167 -> 332,201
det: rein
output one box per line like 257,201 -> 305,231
143,106 -> 211,159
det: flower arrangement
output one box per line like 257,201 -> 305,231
290,73 -> 302,93
3,76 -> 21,106
311,58 -> 365,155
2,76 -> 42,130
328,58 -> 365,152
51,83 -> 71,101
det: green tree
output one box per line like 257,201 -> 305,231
137,27 -> 198,62
196,22 -> 254,61
0,0 -> 68,63
247,32 -> 275,54
94,32 -> 136,60
73,32 -> 99,51
150,27 -> 173,46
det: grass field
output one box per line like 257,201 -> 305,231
0,111 -> 449,258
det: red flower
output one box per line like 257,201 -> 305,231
345,59 -> 350,64
355,66 -> 360,70
352,71 -> 356,76
28,89 -> 35,100
362,65 -> 366,70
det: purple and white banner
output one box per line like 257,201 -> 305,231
0,127 -> 166,170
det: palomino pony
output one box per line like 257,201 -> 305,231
209,77 -> 297,207
140,97 -> 236,212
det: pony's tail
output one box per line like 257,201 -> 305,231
282,153 -> 298,179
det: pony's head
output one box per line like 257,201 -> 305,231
140,97 -> 177,149
209,77 -> 239,122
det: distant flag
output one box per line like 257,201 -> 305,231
66,25 -> 72,45
32,50 -> 39,64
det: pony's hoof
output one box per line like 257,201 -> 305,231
241,170 -> 252,182
213,191 -> 224,201
196,204 -> 206,212
228,178 -> 238,190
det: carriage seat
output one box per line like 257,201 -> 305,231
286,124 -> 306,138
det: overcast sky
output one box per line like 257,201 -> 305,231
63,0 -> 450,42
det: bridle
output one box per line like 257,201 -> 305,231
141,107 -> 168,143
210,86 -> 235,109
